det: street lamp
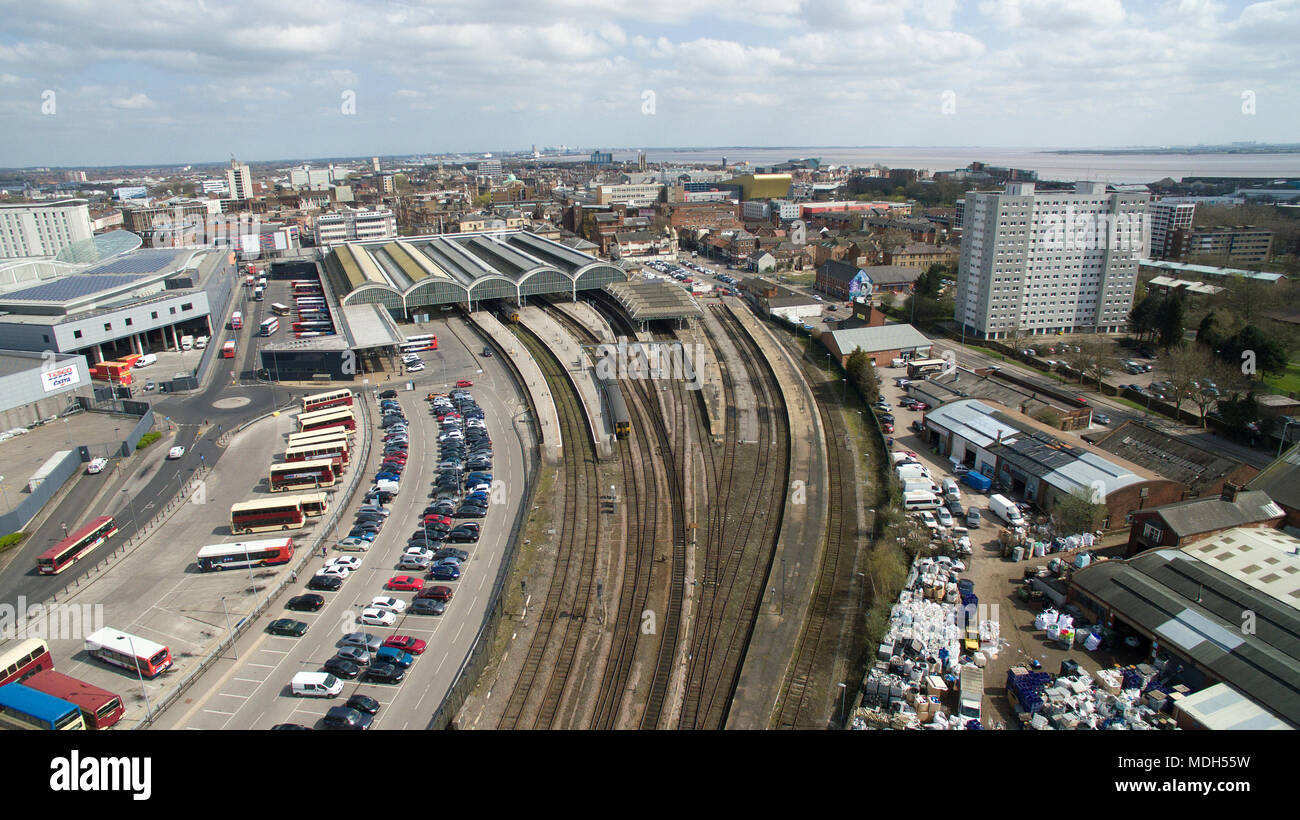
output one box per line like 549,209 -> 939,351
118,634 -> 152,723
221,596 -> 238,660
837,682 -> 848,728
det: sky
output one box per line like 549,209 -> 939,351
0,0 -> 1298,167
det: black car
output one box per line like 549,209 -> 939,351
323,657 -> 361,679
467,462 -> 493,472
322,706 -> 372,730
481,347 -> 493,357
267,618 -> 309,637
346,694 -> 381,715
446,527 -> 480,542
455,506 -> 487,519
307,574 -> 343,591
379,389 -> 398,398
365,662 -> 405,684
426,504 -> 457,517
434,547 -> 470,562
381,419 -> 406,429
271,723 -> 313,730
409,598 -> 447,616
286,594 -> 325,612
878,413 -> 895,424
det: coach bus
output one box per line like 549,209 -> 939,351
294,296 -> 324,305
295,492 -> 329,517
196,537 -> 295,572
301,389 -> 353,414
84,627 -> 173,679
297,407 -> 356,433
0,683 -> 85,730
288,423 -> 354,444
35,516 -> 118,575
230,310 -> 243,330
260,317 -> 279,337
0,639 -> 54,686
292,322 -> 333,333
269,459 -> 337,492
399,334 -> 437,353
222,340 -> 237,358
284,442 -> 348,468
292,281 -> 322,294
229,497 -> 308,534
270,303 -> 292,316
23,670 -> 124,729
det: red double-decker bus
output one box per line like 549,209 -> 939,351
0,639 -> 54,686
300,389 -> 353,414
35,516 -> 118,575
23,670 -> 124,729
221,340 -> 237,358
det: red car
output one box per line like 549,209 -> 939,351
882,422 -> 894,434
422,514 -> 452,527
416,585 -> 454,601
911,402 -> 930,411
387,575 -> 424,592
455,379 -> 473,388
382,635 -> 427,655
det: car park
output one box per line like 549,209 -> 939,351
267,618 -> 308,637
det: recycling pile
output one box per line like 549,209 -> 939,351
1008,665 -> 1180,730
852,556 -> 1002,730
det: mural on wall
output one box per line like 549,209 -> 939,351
848,269 -> 874,301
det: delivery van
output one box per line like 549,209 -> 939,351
291,671 -> 343,698
903,478 -> 940,495
988,493 -> 1025,526
135,353 -> 157,367
896,463 -> 931,480
180,335 -> 194,351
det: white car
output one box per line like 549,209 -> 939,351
167,446 -> 185,459
358,607 -> 397,627
918,510 -> 938,529
86,457 -> 108,474
317,565 -> 353,579
326,556 -> 362,571
936,508 -> 953,527
404,546 -> 435,561
401,353 -> 421,362
407,363 -> 425,372
369,596 -> 407,614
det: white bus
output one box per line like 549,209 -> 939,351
270,303 -> 292,316
196,538 -> 295,571
260,317 -> 279,336
84,627 -> 173,678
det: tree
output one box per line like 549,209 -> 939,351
1196,312 -> 1219,346
1219,324 -> 1289,377
1157,295 -> 1186,349
1163,343 -> 1234,423
1053,487 -> 1108,535
1128,293 -> 1161,343
846,349 -> 880,405
1066,338 -> 1119,390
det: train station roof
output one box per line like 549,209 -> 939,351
341,303 -> 405,350
603,280 -> 702,322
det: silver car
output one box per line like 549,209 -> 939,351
340,632 -> 383,653
335,645 -> 372,666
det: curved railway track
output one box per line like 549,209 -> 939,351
494,321 -> 601,730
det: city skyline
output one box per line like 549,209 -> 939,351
1,0 -> 1297,166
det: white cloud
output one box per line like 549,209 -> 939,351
110,92 -> 156,109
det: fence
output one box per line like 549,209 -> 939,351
192,274 -> 236,388
119,409 -> 156,456
133,392 -> 374,728
0,449 -> 81,535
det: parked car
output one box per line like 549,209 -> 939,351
347,694 -> 381,715
334,646 -> 372,666
358,607 -> 397,627
418,585 -> 454,601
307,574 -> 343,591
365,662 -> 405,684
369,595 -> 407,614
387,575 -> 424,591
267,618 -> 308,637
323,706 -> 372,730
429,563 -> 461,581
286,594 -> 325,612
322,657 -> 360,679
379,389 -> 398,398
410,598 -> 447,616
383,635 -> 427,655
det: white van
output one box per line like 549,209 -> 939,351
904,490 -> 941,511
896,463 -> 931,481
86,457 -> 108,475
941,477 -> 961,500
291,671 -> 343,698
903,478 -> 940,496
988,493 -> 1025,526
891,451 -> 918,467
195,336 -> 209,350
180,335 -> 194,351
135,353 -> 157,368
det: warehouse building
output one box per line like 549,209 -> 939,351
822,323 -> 931,368
1069,527 -> 1300,728
0,349 -> 93,430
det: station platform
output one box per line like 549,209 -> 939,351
463,310 -> 562,464
518,306 -> 613,461
548,298 -> 616,345
720,298 -> 831,729
700,304 -> 757,444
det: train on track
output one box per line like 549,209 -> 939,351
496,302 -> 520,324
595,352 -> 631,438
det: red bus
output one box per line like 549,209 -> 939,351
23,670 -> 124,729
221,340 -> 237,358
301,389 -> 354,414
284,440 -> 349,467
85,628 -> 172,678
230,310 -> 243,330
269,459 -> 337,492
0,639 -> 54,686
36,516 -> 118,575
197,537 -> 295,572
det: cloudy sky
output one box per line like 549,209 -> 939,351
0,0 -> 1297,167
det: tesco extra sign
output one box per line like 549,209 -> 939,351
41,364 -> 80,392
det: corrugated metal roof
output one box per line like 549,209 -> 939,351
1150,491 -> 1283,536
924,399 -> 1022,448
1175,682 -> 1290,730
828,323 -> 931,355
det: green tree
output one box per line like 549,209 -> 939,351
846,349 -> 880,405
1128,293 -> 1161,343
1065,338 -> 1119,390
1053,487 -> 1108,534
1157,295 -> 1186,349
1220,325 -> 1289,376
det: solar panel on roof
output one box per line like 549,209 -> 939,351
1,273 -> 147,302
83,249 -> 185,275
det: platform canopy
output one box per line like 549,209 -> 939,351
604,280 -> 702,322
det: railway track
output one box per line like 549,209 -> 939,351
676,303 -> 790,729
494,321 -> 601,730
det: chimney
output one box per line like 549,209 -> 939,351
1220,483 -> 1240,503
